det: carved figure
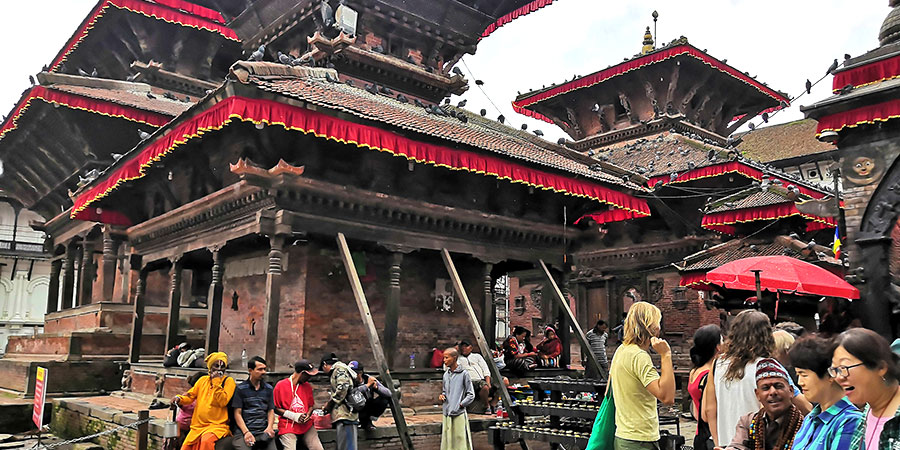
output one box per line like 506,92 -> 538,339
121,369 -> 132,391
154,374 -> 165,398
845,154 -> 885,186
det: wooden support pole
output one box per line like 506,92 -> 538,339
384,252 -> 402,370
206,247 -> 225,354
78,240 -> 96,305
100,232 -> 120,302
46,259 -> 62,314
483,264 -> 495,342
441,250 -> 522,424
264,236 -> 285,366
129,264 -> 146,363
136,410 -> 149,450
336,233 -> 414,450
539,260 -> 605,379
164,258 -> 184,352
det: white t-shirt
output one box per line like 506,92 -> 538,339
714,357 -> 762,447
458,353 -> 490,381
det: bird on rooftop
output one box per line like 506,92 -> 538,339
28,75 -> 34,86
845,53 -> 852,61
379,85 -> 393,95
762,112 -> 769,123
457,99 -> 467,108
414,98 -> 426,108
163,92 -> 177,100
475,80 -> 484,86
789,232 -> 800,240
396,94 -> 409,103
521,123 -> 527,131
534,130 -> 544,136
91,68 -> 98,78
498,114 -> 505,124
558,138 -> 566,145
364,84 -> 377,95
345,79 -> 354,87
138,129 -> 151,140
748,123 -> 756,131
278,51 -> 291,65
805,79 -> 812,95
372,45 -> 384,54
126,73 -> 139,82
459,115 -> 468,124
591,104 -> 600,113
687,161 -> 696,169
621,175 -> 630,183
250,45 -> 265,61
324,73 -> 338,83
452,67 -> 463,76
321,0 -> 335,27
839,84 -> 854,95
670,173 -> 678,182
77,68 -> 91,77
146,92 -> 156,99
827,58 -> 839,75
480,109 -> 486,117
111,153 -> 124,161
587,150 -> 595,156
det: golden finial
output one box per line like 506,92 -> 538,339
641,26 -> 655,55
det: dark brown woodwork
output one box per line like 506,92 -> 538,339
482,263 -> 495,341
383,252 -> 402,370
129,262 -> 147,363
206,247 -> 224,354
78,240 -> 96,306
337,233 -> 414,450
164,257 -> 185,352
120,250 -> 138,304
62,242 -> 78,309
263,234 -> 285,365
100,232 -> 121,302
665,64 -> 681,111
47,259 -> 62,314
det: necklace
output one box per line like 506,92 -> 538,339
866,387 -> 900,450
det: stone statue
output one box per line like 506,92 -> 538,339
154,374 -> 165,398
121,369 -> 132,392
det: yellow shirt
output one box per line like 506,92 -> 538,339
609,343 -> 661,442
178,375 -> 236,445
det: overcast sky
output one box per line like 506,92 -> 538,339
0,0 -> 889,142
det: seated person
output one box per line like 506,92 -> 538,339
164,343 -> 191,367
231,356 -> 276,450
717,358 -> 804,450
454,341 -> 494,414
536,326 -> 562,367
171,352 -> 236,450
175,372 -> 205,449
502,327 -> 536,376
348,361 -> 392,430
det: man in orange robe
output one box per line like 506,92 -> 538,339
171,352 -> 236,450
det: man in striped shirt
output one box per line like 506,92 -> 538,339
584,320 -> 609,379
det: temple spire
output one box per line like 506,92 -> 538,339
641,26 -> 655,55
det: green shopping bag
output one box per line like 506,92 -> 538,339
586,384 -> 616,450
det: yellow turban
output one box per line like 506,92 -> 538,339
205,351 -> 228,369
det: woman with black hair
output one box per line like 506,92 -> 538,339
688,324 -> 721,450
831,328 -> 900,450
790,336 -> 861,450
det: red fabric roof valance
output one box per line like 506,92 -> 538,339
680,272 -> 714,290
0,86 -> 171,141
815,98 -> 900,136
49,0 -> 239,72
833,54 -> 900,92
574,209 -> 646,225
512,45 -> 789,124
149,0 -> 225,24
701,202 -> 836,235
72,96 -> 651,219
646,161 -> 827,199
481,0 -> 556,39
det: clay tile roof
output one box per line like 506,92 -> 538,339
598,132 -> 729,178
706,189 -> 791,213
49,84 -> 191,117
247,75 -> 645,190
736,119 -> 836,163
680,242 -> 786,271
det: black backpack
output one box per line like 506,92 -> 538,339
346,385 -> 368,412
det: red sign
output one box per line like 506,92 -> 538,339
33,367 -> 47,429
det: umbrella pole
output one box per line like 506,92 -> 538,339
751,270 -> 763,305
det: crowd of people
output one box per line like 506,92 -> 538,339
606,301 -> 900,450
167,351 -> 403,450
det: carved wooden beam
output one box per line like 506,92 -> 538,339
642,79 -> 660,117
618,92 -> 639,124
565,107 -> 584,140
726,107 -> 765,135
665,64 -> 681,113
689,93 -> 713,124
679,72 -> 713,115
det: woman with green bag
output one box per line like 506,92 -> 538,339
589,302 -> 675,450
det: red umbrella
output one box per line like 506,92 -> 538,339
706,255 -> 859,299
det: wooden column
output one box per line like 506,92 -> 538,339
337,234 -> 413,450
264,236 -> 285,366
206,247 -> 224,354
482,263 -> 495,342
99,232 -> 120,302
539,260 -> 605,378
441,250 -> 522,424
164,258 -> 185,352
120,250 -> 137,303
46,259 -> 62,314
384,252 -> 402,370
128,262 -> 147,363
61,242 -> 77,309
78,240 -> 96,305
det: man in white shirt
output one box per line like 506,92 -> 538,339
456,341 -> 493,414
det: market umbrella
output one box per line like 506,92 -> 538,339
706,255 -> 859,299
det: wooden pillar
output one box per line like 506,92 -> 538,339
264,236 -> 285,366
78,239 -> 96,306
46,259 -> 62,314
129,262 -> 147,363
383,252 -> 402,370
483,263 -> 495,342
206,247 -> 224,354
99,232 -> 120,302
164,258 -> 184,352
61,242 -> 77,309
120,250 -> 137,303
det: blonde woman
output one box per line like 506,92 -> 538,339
609,302 -> 675,450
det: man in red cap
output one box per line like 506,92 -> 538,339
717,358 -> 804,450
274,360 -> 323,450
